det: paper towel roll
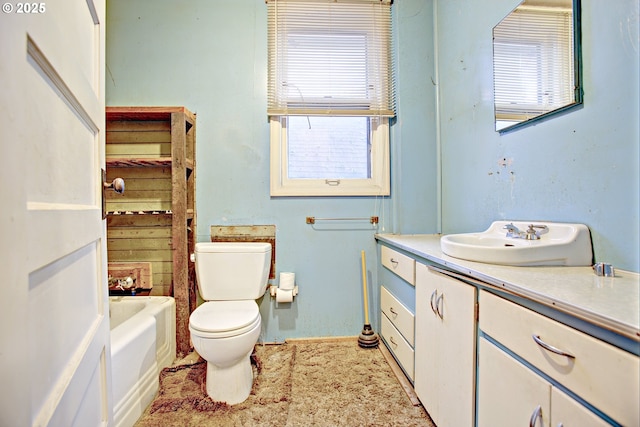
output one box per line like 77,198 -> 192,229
279,272 -> 295,290
276,288 -> 294,303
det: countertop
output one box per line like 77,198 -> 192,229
375,234 -> 640,343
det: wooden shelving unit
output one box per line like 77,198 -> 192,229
105,106 -> 196,356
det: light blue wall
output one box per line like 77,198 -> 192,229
436,0 -> 640,272
106,0 -> 437,341
106,0 -> 638,344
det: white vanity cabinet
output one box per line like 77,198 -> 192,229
381,245 -> 415,285
478,337 -> 609,427
380,286 -> 415,380
379,246 -> 416,381
479,290 -> 639,426
414,263 -> 477,427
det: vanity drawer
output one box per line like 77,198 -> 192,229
381,286 -> 414,346
480,291 -> 639,427
381,313 -> 415,381
381,245 -> 415,286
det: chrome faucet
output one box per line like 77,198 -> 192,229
525,224 -> 548,240
503,223 -> 548,240
503,223 -> 521,238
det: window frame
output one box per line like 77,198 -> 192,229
269,116 -> 390,197
267,0 -> 394,197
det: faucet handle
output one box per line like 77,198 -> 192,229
503,223 -> 519,232
503,223 -> 521,238
528,224 -> 549,235
525,224 -> 548,240
529,224 -> 548,231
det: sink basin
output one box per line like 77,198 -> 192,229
440,221 -> 593,266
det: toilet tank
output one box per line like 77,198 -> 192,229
194,242 -> 272,301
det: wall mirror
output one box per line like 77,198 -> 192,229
493,0 -> 582,133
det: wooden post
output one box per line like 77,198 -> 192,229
171,110 -> 190,357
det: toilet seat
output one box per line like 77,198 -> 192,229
189,300 -> 260,338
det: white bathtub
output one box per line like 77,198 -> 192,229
109,296 -> 176,427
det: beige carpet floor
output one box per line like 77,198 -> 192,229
134,339 -> 435,427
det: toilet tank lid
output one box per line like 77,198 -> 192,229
195,242 -> 271,253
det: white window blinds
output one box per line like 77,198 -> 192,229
493,3 -> 574,120
267,0 -> 396,117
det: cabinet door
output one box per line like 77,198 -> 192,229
478,337 -> 551,427
415,263 -> 440,420
436,269 -> 476,427
551,388 -> 609,427
480,290 -> 639,426
415,264 -> 476,427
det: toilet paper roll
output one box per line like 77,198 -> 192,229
279,272 -> 295,290
276,288 -> 294,303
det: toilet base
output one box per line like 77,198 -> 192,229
204,349 -> 254,405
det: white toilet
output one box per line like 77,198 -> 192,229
189,241 -> 272,405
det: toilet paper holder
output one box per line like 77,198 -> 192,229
269,284 -> 299,298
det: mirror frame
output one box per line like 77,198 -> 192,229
494,0 -> 583,134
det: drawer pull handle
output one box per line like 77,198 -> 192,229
532,335 -> 575,359
389,258 -> 398,268
529,405 -> 543,427
430,290 -> 438,315
435,293 -> 444,319
389,336 -> 398,347
389,307 -> 398,317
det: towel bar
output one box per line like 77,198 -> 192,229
306,216 -> 379,225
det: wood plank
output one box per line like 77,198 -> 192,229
107,227 -> 172,239
107,214 -> 172,227
106,238 -> 171,251
105,167 -> 172,212
108,262 -> 153,290
106,143 -> 171,157
106,106 -> 192,122
106,188 -> 172,199
107,249 -> 173,263
107,166 -> 171,178
105,201 -> 172,212
106,120 -> 171,132
107,260 -> 172,289
106,130 -> 171,144
152,272 -> 171,289
171,110 -> 191,357
111,179 -> 172,192
106,158 -> 172,168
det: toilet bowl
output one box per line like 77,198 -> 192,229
188,242 -> 271,405
189,300 -> 261,404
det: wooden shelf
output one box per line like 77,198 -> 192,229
106,157 -> 194,170
107,158 -> 172,168
106,106 -> 196,357
106,210 -> 173,216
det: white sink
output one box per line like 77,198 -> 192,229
440,221 -> 593,266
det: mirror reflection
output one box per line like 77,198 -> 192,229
493,0 -> 582,132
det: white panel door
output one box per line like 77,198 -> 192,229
0,1 -> 110,426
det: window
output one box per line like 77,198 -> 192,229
267,0 -> 395,196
